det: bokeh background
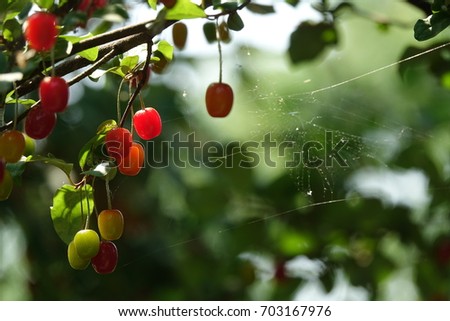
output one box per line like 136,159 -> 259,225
2,0 -> 450,300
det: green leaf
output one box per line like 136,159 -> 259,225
414,12 -> 450,41
432,0 -> 445,12
288,21 -> 338,64
5,96 -> 35,107
3,18 -> 22,42
156,40 -> 174,61
50,184 -> 94,245
215,1 -> 238,11
227,12 -> 244,31
6,160 -> 26,180
203,22 -> 217,43
78,47 -> 99,61
285,0 -> 300,7
97,119 -> 117,134
165,0 -> 206,20
33,0 -> 54,9
26,154 -> 73,179
5,0 -> 30,20
246,3 -> 275,14
91,20 -> 114,36
61,34 -> 99,62
78,120 -> 117,170
120,55 -> 140,73
148,0 -> 158,10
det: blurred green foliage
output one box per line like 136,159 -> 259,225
2,0 -> 450,301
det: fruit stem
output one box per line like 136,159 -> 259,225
116,77 -> 125,124
12,82 -> 18,130
215,18 -> 223,83
50,48 -> 56,77
139,93 -> 145,110
105,178 -> 112,210
119,41 -> 152,128
84,183 -> 91,230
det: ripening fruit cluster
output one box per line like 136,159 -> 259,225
105,107 -> 162,176
68,209 -> 123,274
23,12 -> 70,140
25,76 -> 70,140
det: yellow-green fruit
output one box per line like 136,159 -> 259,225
23,134 -> 36,156
67,241 -> 90,270
98,209 -> 124,241
73,229 -> 100,259
0,170 -> 13,201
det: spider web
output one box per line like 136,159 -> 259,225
113,1 -> 450,300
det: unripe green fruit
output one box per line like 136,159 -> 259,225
67,241 -> 90,270
73,229 -> 100,259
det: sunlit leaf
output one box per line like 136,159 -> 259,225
97,119 -> 117,134
148,0 -> 157,10
120,55 -> 140,72
33,0 -> 53,9
50,184 -> 94,245
156,40 -> 174,61
5,0 -> 30,20
3,18 -> 22,42
165,0 -> 206,20
61,34 -> 99,61
5,96 -> 35,107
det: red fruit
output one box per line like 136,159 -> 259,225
39,76 -> 69,113
77,0 -> 92,11
24,12 -> 58,52
205,82 -> 234,117
118,142 -> 145,176
91,241 -> 118,274
160,0 -> 177,8
25,106 -> 57,140
133,107 -> 162,140
0,130 -> 26,163
105,127 -> 132,163
93,0 -> 108,9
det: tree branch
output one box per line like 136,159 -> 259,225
2,19 -> 175,131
